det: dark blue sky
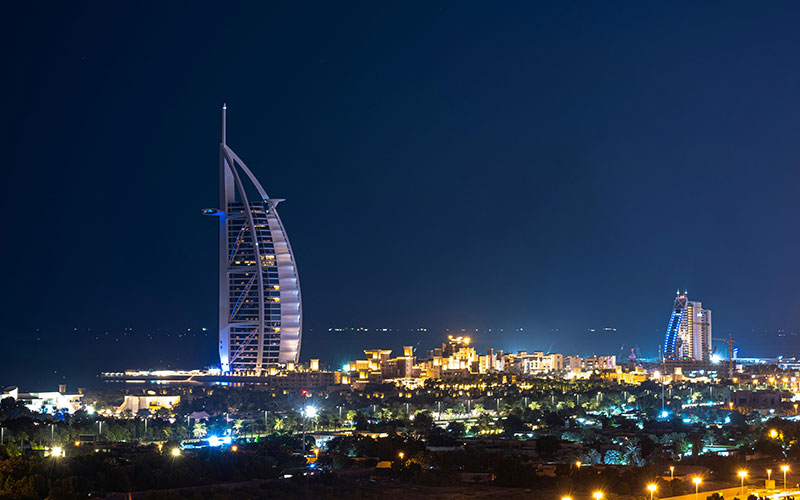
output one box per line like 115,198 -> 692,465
3,2 -> 800,381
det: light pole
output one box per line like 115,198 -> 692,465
301,390 -> 307,454
302,404 -> 317,455
264,410 -> 268,434
647,483 -> 657,500
782,465 -> 790,491
738,470 -> 747,497
693,477 -> 702,500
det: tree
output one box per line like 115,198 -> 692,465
474,413 -> 495,434
536,435 -> 562,459
603,449 -> 621,465
193,422 -> 207,438
410,411 -> 434,437
501,414 -> 526,436
233,419 -> 244,435
446,421 -> 466,438
583,449 -> 602,465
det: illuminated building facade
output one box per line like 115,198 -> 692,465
663,290 -> 712,362
205,106 -> 302,372
505,351 -> 563,374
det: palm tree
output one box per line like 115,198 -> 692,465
233,419 -> 244,435
192,422 -> 207,439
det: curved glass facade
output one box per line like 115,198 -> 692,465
662,291 -> 711,362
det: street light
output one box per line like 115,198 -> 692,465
561,497 -> 572,500
770,429 -> 779,439
782,465 -> 790,491
692,477 -> 702,500
398,452 -> 404,460
51,446 -> 64,458
575,461 -> 582,469
738,470 -> 747,496
592,492 -> 603,500
171,448 -> 181,457
669,466 -> 674,480
647,483 -> 657,500
767,468 -> 772,481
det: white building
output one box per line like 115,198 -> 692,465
19,391 -> 83,414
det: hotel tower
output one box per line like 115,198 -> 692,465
662,290 -> 712,362
204,105 -> 302,373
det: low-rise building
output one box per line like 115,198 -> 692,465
17,390 -> 83,414
118,395 -> 181,413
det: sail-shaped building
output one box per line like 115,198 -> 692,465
204,105 -> 302,373
662,290 -> 711,362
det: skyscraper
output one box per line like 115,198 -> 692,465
663,290 -> 712,362
204,105 -> 302,373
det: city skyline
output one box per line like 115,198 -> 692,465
4,3 -> 800,383
6,4 -> 800,499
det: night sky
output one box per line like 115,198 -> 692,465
4,2 -> 800,386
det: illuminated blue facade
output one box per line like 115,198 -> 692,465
662,291 -> 712,361
663,292 -> 688,360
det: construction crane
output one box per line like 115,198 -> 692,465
712,333 -> 736,378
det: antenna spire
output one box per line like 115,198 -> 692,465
222,103 -> 227,145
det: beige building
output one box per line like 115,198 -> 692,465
118,395 -> 180,413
